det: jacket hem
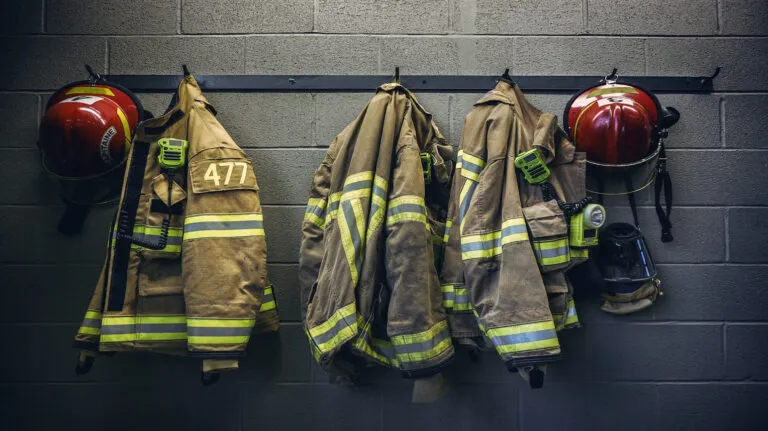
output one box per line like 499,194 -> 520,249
504,353 -> 561,371
187,351 -> 246,359
73,340 -> 99,351
400,354 -> 454,379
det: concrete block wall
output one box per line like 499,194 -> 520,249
1,1 -> 766,429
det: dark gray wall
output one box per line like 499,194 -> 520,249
1,1 -> 767,430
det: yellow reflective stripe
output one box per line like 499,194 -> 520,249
351,199 -> 366,248
461,169 -> 480,182
502,218 -> 525,229
260,301 -> 276,312
307,198 -> 327,210
304,213 -> 325,229
344,171 -> 374,184
308,303 -> 356,338
133,225 -> 183,237
565,300 -> 579,326
315,324 -> 356,352
101,332 -> 187,343
458,150 -> 486,169
187,318 -> 255,328
188,336 -> 249,344
391,320 -> 448,346
116,106 -> 131,146
102,315 -> 186,325
395,338 -> 453,362
185,213 -> 263,224
501,232 -> 529,245
337,207 -> 359,284
443,220 -> 452,244
496,338 -> 560,354
78,327 -> 100,335
366,207 -> 386,242
461,230 -> 501,244
534,238 -> 569,250
341,188 -> 371,200
389,195 -> 425,208
264,286 -> 273,295
85,310 -> 102,319
183,229 -> 264,240
461,248 -> 501,259
486,321 -> 555,337
387,212 -> 427,226
66,86 -> 115,96
328,193 -> 341,203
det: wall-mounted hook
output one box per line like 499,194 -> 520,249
393,67 -> 400,84
182,64 -> 191,77
700,67 -> 721,86
84,64 -> 102,85
499,68 -> 514,84
602,68 -> 619,83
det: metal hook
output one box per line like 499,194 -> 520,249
84,64 -> 102,85
182,64 -> 191,77
500,68 -> 514,83
700,66 -> 721,86
393,67 -> 400,84
603,67 -> 619,84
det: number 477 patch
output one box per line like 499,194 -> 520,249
190,159 -> 258,193
204,161 -> 248,186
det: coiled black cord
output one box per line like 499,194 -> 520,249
115,171 -> 173,250
540,181 -> 593,217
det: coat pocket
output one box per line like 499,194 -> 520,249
138,257 -> 184,297
522,199 -> 571,273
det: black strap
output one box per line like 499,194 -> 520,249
628,192 -> 639,229
201,371 -> 220,386
529,367 -> 545,389
144,109 -> 184,135
57,204 -> 91,236
75,354 -> 95,375
655,145 -> 674,242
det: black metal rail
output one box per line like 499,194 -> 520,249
103,70 -> 719,94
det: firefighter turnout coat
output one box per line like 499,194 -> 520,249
74,75 -> 277,374
439,80 -> 583,371
299,83 -> 455,379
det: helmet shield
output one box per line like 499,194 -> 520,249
596,222 -> 657,292
585,143 -> 661,195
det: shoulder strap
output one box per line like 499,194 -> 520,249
654,144 -> 674,242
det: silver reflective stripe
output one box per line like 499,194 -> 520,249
101,323 -> 187,335
387,204 -> 425,216
394,328 -> 451,355
183,220 -> 263,232
343,180 -> 371,192
311,313 -> 357,345
187,326 -> 252,337
81,319 -> 101,328
492,329 -> 557,346
537,246 -> 569,259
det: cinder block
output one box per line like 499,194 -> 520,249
514,37 -> 645,76
653,265 -> 768,321
382,383 -> 521,431
647,38 -> 768,91
0,37 -> 106,91
411,92 -> 452,142
0,94 -> 39,148
657,94 -> 721,148
182,0 -> 313,34
238,324 -> 312,383
0,265 -> 101,323
246,35 -> 379,74
262,206 -> 304,263
316,0 -> 450,34
665,149 -> 768,205
729,208 -> 768,263
380,37 -> 515,75
0,2 -> 41,34
453,0 -> 582,35
267,264 -> 301,321
315,93 -> 374,147
721,0 -> 768,35
246,148 -> 325,205
603,207 -> 725,264
588,0 -> 717,35
1,382 -> 242,431
0,205 -> 114,264
588,323 -> 724,380
657,385 -> 768,430
203,93 -> 314,148
520,383 -> 658,431
724,95 -> 768,148
241,384 -> 382,431
109,37 -> 244,74
726,325 -> 768,380
47,0 -> 179,35
0,150 -> 61,204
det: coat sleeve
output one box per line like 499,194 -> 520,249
457,105 -> 561,370
181,104 -> 269,361
384,114 -> 454,378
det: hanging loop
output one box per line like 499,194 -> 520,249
602,68 -> 619,84
85,64 -> 102,85
393,67 -> 400,84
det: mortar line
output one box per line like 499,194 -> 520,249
716,0 -> 723,35
311,92 -> 318,146
719,96 -> 726,148
644,38 -> 649,75
313,0 -> 318,33
724,208 -> 730,261
104,39 -> 110,74
17,33 -> 768,39
722,322 -> 728,373
41,0 -> 46,33
177,0 -> 183,35
582,0 -> 589,34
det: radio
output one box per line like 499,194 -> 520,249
514,148 -> 550,184
157,138 -> 188,169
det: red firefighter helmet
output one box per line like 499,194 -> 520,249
564,74 -> 678,195
39,77 -> 147,205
